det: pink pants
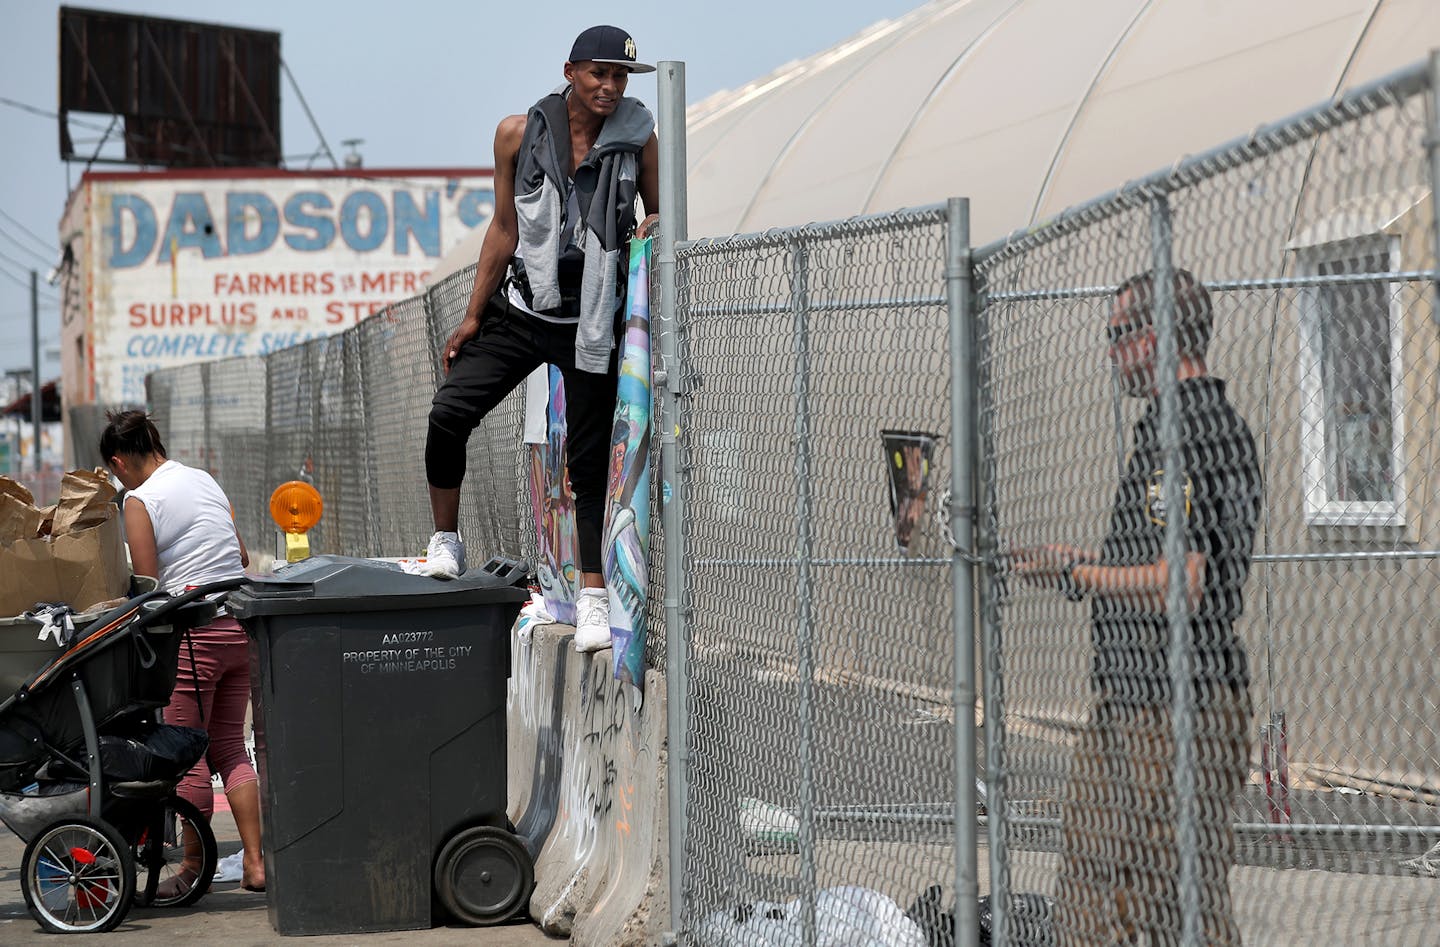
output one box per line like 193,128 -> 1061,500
164,617 -> 257,819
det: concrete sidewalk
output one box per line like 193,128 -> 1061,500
0,791 -> 561,945
732,838 -> 1440,946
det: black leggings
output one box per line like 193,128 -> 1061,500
426,297 -> 617,572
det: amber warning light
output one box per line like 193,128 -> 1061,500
269,481 -> 323,562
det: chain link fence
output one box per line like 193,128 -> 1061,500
674,210 -> 963,942
672,59 -> 1440,946
138,55 -> 1440,946
965,58 -> 1440,946
146,265 -> 535,571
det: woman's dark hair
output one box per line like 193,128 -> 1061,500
99,410 -> 167,462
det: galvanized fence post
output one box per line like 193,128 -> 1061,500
1150,195 -> 1200,947
1427,50 -> 1440,323
789,233 -> 818,947
656,59 -> 691,943
977,292 -> 1010,947
947,197 -> 981,947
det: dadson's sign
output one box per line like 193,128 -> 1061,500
63,169 -> 494,405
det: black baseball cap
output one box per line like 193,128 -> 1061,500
568,25 -> 654,74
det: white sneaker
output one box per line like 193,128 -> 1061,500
421,531 -> 465,579
573,588 -> 612,653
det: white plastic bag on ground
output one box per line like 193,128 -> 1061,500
697,885 -> 927,947
738,796 -> 800,853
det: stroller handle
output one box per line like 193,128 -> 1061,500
134,576 -> 248,629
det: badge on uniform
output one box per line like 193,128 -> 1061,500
1145,468 -> 1192,526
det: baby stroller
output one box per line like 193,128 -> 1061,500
0,577 -> 244,933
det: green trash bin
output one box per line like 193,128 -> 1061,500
228,554 -> 532,935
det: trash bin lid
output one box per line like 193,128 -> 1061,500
227,555 -> 530,618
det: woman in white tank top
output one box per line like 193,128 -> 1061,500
101,411 -> 266,894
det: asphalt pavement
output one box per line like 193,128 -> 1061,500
0,790 -> 560,946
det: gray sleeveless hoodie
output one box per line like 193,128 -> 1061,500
513,87 -> 654,372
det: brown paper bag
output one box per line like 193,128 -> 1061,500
50,468 -> 118,535
0,477 -> 43,545
0,476 -> 33,508
0,470 -> 129,616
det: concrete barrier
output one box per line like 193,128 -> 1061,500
508,622 -> 573,858
569,667 -> 668,947
507,621 -> 669,945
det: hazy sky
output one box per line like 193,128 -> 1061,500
0,0 -> 921,385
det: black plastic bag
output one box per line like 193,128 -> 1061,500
53,724 -> 209,783
907,886 -> 1055,947
979,892 -> 1055,946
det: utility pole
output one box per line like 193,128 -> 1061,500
4,368 -> 30,478
30,270 -> 42,480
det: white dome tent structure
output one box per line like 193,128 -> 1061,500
685,0 -> 1440,241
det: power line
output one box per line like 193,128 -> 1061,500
0,95 -> 68,123
0,251 -> 37,277
0,96 -> 120,139
0,253 -> 58,290
3,95 -> 490,193
0,268 -> 36,293
2,94 -> 492,191
0,96 -> 116,134
0,228 -> 53,267
0,208 -> 58,254
2,95 -> 275,169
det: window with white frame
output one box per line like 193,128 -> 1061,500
1295,235 -> 1405,527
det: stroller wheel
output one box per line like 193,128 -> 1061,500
134,795 -> 217,908
22,816 -> 136,934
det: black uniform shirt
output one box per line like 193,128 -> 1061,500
1091,376 -> 1262,704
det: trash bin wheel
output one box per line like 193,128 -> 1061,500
134,795 -> 218,908
433,825 -> 534,926
21,816 -> 137,934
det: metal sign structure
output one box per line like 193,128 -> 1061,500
58,6 -> 282,167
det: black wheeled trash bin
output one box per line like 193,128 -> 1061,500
227,554 -> 532,936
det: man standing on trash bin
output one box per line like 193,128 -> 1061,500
419,25 -> 659,655
1012,269 -> 1261,945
